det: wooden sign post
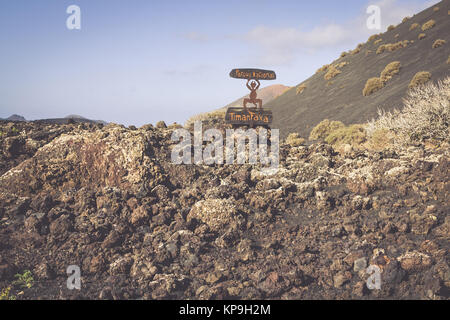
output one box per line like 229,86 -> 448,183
226,68 -> 276,127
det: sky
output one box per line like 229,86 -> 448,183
0,0 -> 439,126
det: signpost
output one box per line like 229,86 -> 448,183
226,68 -> 276,127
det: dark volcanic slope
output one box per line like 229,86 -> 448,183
266,1 -> 450,138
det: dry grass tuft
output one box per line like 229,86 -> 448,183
351,47 -> 360,55
433,7 -> 439,12
340,52 -> 347,58
402,17 -> 410,23
363,61 -> 401,96
363,77 -> 384,96
376,40 -> 409,54
334,61 -> 349,69
432,39 -> 446,48
286,133 -> 305,147
447,55 -> 450,64
422,19 -> 435,31
380,61 -> 401,82
324,65 -> 342,80
418,33 -> 426,40
376,45 -> 386,54
316,64 -> 329,74
368,34 -> 380,42
296,84 -> 306,95
387,25 -> 396,31
409,71 -> 431,89
409,23 -> 419,31
374,39 -> 383,45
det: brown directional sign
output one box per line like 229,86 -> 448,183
229,69 -> 276,80
225,107 -> 272,126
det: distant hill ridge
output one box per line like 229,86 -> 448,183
0,114 -> 107,125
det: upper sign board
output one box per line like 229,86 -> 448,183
229,69 -> 276,80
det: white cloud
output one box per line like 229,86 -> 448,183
243,0 -> 439,66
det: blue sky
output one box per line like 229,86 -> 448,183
0,0 -> 438,126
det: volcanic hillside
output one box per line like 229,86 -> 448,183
266,0 -> 450,138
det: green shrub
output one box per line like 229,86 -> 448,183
13,270 -> 34,289
0,287 -> 16,300
309,119 -> 345,140
324,124 -> 367,146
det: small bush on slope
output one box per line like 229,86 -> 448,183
368,34 -> 380,42
409,71 -> 431,88
309,119 -> 345,140
324,124 -> 367,146
367,77 -> 450,146
285,133 -> 305,147
422,19 -> 435,31
432,39 -> 446,48
316,64 -> 329,73
363,77 -> 384,96
380,61 -> 401,82
409,23 -> 419,31
324,65 -> 342,80
296,84 -> 306,95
